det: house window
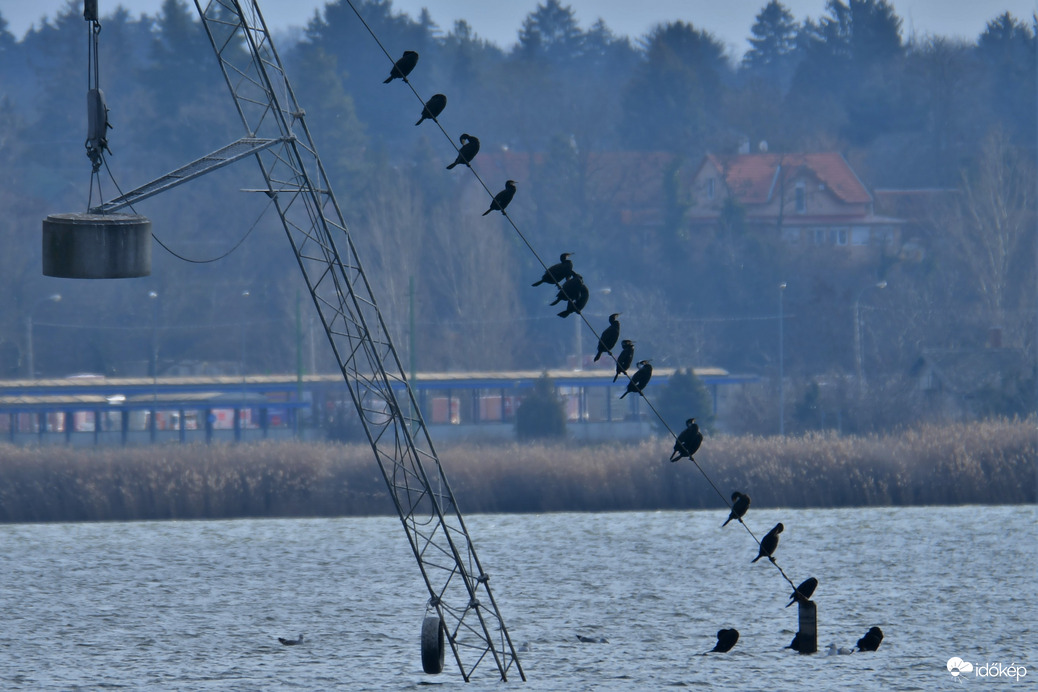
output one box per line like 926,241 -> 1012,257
835,228 -> 849,245
795,183 -> 806,213
813,229 -> 826,244
707,177 -> 715,200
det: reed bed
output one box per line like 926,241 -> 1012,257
0,418 -> 1033,523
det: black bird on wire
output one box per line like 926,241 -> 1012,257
708,628 -> 739,653
722,491 -> 750,527
856,627 -> 884,652
483,180 -> 517,215
415,93 -> 446,125
786,577 -> 818,608
383,50 -> 418,83
752,522 -> 783,563
670,417 -> 703,462
550,273 -> 582,306
594,313 -> 621,362
613,340 -> 634,383
447,133 -> 480,170
620,360 -> 653,399
557,275 -> 589,317
532,252 -> 574,286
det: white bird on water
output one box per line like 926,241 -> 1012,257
827,642 -> 853,655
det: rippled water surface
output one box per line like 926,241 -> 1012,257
2,505 -> 1035,690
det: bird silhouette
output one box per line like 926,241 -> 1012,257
786,577 -> 818,607
415,93 -> 446,125
855,626 -> 883,652
383,51 -> 418,83
532,252 -> 574,287
785,632 -> 803,653
482,180 -> 517,215
670,417 -> 703,462
594,313 -> 621,362
550,273 -> 583,306
576,634 -> 608,644
278,633 -> 304,646
620,360 -> 652,399
556,275 -> 589,317
447,133 -> 480,170
722,491 -> 750,527
709,628 -> 739,653
613,340 -> 634,382
752,522 -> 783,563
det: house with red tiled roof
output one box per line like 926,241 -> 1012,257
689,152 -> 904,252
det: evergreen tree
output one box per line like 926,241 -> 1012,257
653,368 -> 714,434
741,0 -> 800,89
516,374 -> 567,440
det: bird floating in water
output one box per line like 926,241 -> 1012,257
613,340 -> 634,382
576,634 -> 608,644
670,417 -> 703,462
752,522 -> 783,563
785,632 -> 803,653
620,360 -> 652,399
532,252 -> 574,287
709,628 -> 739,653
855,626 -> 883,652
786,577 -> 818,607
827,642 -> 853,655
278,633 -> 304,646
447,133 -> 480,170
483,180 -> 517,215
384,51 -> 418,83
722,491 -> 750,527
594,313 -> 621,362
415,93 -> 446,125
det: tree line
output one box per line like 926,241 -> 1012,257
0,0 -> 1034,434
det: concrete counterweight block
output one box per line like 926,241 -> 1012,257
42,212 -> 151,279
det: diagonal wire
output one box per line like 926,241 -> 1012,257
342,0 -> 799,594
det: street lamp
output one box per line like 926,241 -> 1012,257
148,291 -> 159,378
854,280 -> 887,394
240,290 -> 251,378
778,282 -> 787,436
25,293 -> 61,378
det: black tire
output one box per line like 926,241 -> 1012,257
421,615 -> 445,674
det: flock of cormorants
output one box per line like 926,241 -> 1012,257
379,48 -> 882,659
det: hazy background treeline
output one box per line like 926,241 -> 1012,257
0,417 -> 1032,523
0,0 -> 1035,435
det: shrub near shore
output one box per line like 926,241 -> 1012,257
0,418 -> 1033,523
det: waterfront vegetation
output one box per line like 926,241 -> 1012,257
0,418 -> 1032,523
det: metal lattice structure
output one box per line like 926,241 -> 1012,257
137,0 -> 522,681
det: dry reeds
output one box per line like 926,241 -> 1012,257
0,418 -> 1033,523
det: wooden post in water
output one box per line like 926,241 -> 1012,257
798,601 -> 817,654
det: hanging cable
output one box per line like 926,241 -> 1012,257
342,0 -> 801,593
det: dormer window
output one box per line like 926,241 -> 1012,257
707,177 -> 715,200
795,182 -> 806,213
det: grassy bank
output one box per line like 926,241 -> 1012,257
0,418 -> 1033,523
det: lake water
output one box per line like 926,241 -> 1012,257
1,506 -> 1035,690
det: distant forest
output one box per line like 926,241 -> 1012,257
0,0 -> 1034,434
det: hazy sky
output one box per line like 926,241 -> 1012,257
3,0 -> 1035,57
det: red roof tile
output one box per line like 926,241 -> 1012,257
706,152 -> 872,205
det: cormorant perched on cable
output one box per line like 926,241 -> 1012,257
613,340 -> 634,382
550,273 -> 582,306
447,134 -> 480,170
557,275 -> 589,317
670,417 -> 703,462
594,313 -> 621,362
709,628 -> 739,653
415,93 -> 446,125
620,360 -> 652,398
752,522 -> 783,563
383,51 -> 418,83
483,180 -> 517,215
532,252 -> 574,286
722,491 -> 750,527
855,627 -> 883,652
786,577 -> 818,607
